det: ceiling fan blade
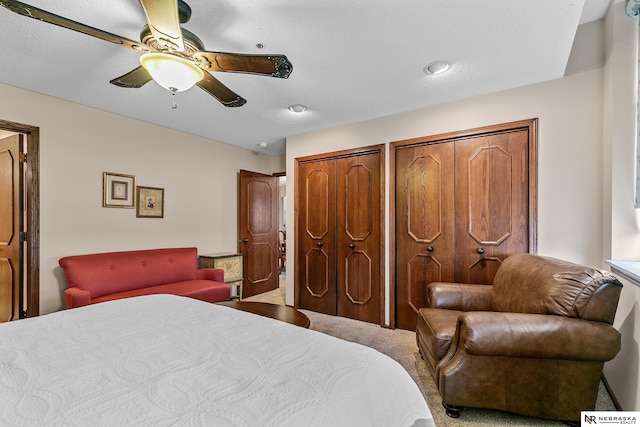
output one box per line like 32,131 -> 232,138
139,0 -> 184,52
193,52 -> 292,79
0,0 -> 146,51
196,72 -> 246,108
110,66 -> 153,88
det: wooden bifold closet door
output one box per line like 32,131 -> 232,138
296,146 -> 383,325
393,119 -> 537,331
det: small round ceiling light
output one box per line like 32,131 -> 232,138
424,60 -> 452,75
256,43 -> 265,49
288,104 -> 307,113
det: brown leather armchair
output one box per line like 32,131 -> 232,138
416,253 -> 623,424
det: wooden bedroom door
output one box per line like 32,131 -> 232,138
296,146 -> 383,324
393,119 -> 537,330
0,134 -> 24,322
239,170 -> 279,298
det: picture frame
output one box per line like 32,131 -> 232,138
103,172 -> 135,208
136,186 -> 164,218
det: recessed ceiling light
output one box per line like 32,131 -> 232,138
424,60 -> 452,75
288,104 -> 307,113
256,43 -> 265,49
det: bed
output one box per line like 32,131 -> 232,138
0,294 -> 434,426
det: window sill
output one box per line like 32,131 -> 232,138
606,260 -> 640,288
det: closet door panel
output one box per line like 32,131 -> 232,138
454,130 -> 529,283
336,152 -> 381,324
297,160 -> 337,315
395,143 -> 454,331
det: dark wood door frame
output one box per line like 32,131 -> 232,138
0,119 -> 40,318
390,119 -> 538,329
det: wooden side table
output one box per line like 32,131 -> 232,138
199,252 -> 243,300
217,301 -> 310,328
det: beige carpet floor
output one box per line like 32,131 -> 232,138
243,277 -> 616,426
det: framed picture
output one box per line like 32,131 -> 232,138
103,172 -> 135,208
136,186 -> 164,218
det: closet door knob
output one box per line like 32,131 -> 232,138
477,248 -> 485,255
427,246 -> 434,252
349,243 -> 356,249
317,241 -> 324,247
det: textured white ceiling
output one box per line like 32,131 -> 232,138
0,0 -> 606,154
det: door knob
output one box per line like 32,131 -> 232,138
427,246 -> 434,252
477,248 -> 485,255
317,241 -> 324,247
241,238 -> 249,244
349,243 -> 356,249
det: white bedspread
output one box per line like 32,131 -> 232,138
0,295 -> 434,427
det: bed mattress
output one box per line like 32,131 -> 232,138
0,294 -> 434,426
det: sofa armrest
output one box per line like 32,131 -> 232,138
451,311 -> 620,361
196,268 -> 225,283
64,287 -> 91,309
427,282 -> 492,311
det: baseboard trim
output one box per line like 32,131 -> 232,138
602,373 -> 622,410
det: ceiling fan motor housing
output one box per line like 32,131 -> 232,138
177,0 -> 192,23
140,25 -> 204,57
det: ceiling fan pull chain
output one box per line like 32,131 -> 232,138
171,88 -> 178,110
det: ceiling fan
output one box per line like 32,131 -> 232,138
0,0 -> 293,107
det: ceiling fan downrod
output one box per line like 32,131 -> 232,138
171,89 -> 178,110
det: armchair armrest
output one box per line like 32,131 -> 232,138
64,287 -> 91,309
452,311 -> 620,361
427,282 -> 492,311
196,268 -> 225,283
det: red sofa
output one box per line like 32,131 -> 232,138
59,247 -> 231,309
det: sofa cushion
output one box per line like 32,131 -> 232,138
491,253 -> 622,322
60,248 -> 199,299
91,280 -> 230,305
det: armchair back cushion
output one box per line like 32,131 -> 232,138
491,254 -> 621,323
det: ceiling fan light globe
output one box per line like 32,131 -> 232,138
139,53 -> 204,92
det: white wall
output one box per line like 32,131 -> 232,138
286,67 -> 604,321
0,82 -> 283,315
602,1 -> 640,411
